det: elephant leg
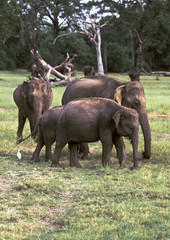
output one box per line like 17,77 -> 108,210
51,141 -> 66,167
17,110 -> 26,139
45,143 -> 52,162
79,143 -> 90,160
100,131 -> 113,167
113,135 -> 127,168
32,139 -> 44,162
101,140 -> 113,167
69,142 -> 82,168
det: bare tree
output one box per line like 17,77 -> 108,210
54,17 -> 109,75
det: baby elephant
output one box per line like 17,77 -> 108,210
17,106 -> 89,164
52,97 -> 139,169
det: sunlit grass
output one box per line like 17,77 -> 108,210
0,70 -> 169,240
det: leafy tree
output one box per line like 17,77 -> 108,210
0,0 -> 22,69
100,0 -> 170,79
38,0 -> 82,66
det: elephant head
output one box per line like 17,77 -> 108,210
20,77 -> 53,136
114,81 -> 151,159
113,108 -> 139,169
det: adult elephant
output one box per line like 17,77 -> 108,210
52,98 -> 139,169
13,77 -> 53,140
62,75 -> 151,159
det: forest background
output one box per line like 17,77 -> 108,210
0,0 -> 169,74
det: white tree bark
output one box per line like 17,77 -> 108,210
96,27 -> 104,75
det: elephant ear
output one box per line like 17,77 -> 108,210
114,85 -> 125,105
113,110 -> 122,128
21,81 -> 29,98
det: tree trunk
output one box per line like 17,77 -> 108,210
53,19 -> 59,67
129,30 -> 144,82
151,71 -> 170,76
96,27 -> 104,75
53,35 -> 58,66
129,29 -> 135,67
103,41 -> 108,73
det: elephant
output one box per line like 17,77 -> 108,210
17,106 -> 89,164
84,65 -> 95,76
13,77 -> 53,140
62,75 -> 151,159
52,97 -> 139,169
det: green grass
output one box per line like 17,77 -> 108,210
0,70 -> 169,240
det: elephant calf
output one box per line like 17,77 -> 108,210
52,97 -> 139,169
17,106 -> 89,164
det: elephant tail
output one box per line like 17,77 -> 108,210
16,122 -> 39,144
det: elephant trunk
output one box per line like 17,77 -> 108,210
30,102 -> 43,139
139,111 -> 151,159
131,128 -> 139,169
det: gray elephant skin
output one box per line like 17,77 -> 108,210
52,97 -> 139,169
13,77 -> 53,139
62,75 -> 151,159
17,106 -> 89,165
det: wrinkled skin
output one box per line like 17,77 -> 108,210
52,98 -> 139,169
84,65 -> 95,76
13,77 -> 53,139
31,106 -> 89,163
62,75 -> 151,159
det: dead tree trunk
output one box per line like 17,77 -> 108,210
129,30 -> 144,82
30,49 -> 74,84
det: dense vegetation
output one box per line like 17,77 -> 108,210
0,71 -> 169,239
0,0 -> 169,72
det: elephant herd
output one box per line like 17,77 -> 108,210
14,75 -> 151,170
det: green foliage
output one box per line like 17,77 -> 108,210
58,33 -> 96,69
0,71 -> 170,239
144,21 -> 170,71
0,0 -> 169,72
107,42 -> 131,72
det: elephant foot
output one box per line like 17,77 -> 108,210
120,164 -> 129,169
102,162 -> 110,168
70,162 -> 82,168
81,151 -> 90,160
81,155 -> 88,160
32,155 -> 40,162
50,163 -> 61,168
16,138 -> 23,144
142,151 -> 151,159
70,159 -> 82,168
45,158 -> 50,162
34,159 -> 40,162
130,165 -> 138,170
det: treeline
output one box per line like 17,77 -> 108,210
0,0 -> 169,73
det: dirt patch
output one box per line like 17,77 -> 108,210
0,108 -> 15,112
153,133 -> 170,141
0,180 -> 10,197
149,114 -> 170,119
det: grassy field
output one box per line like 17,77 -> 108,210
0,70 -> 169,240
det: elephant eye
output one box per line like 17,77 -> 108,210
132,99 -> 140,108
129,125 -> 134,129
